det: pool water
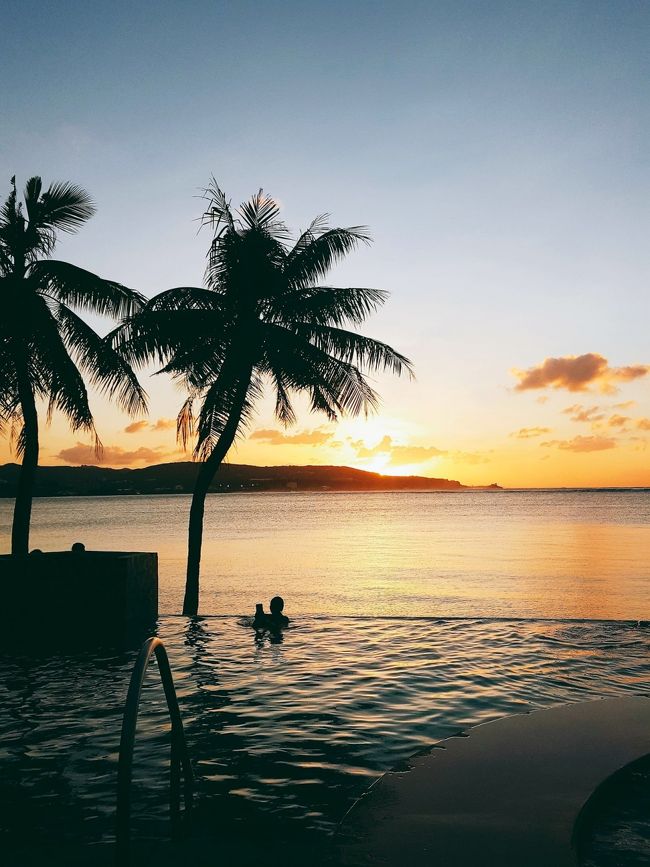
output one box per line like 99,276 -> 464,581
2,615 -> 650,865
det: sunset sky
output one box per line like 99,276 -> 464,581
2,0 -> 648,487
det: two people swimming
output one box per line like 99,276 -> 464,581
253,595 -> 289,630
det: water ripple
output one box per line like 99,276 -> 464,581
1,615 -> 650,864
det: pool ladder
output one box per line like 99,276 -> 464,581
116,637 -> 194,866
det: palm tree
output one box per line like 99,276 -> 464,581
0,176 -> 147,554
115,182 -> 413,616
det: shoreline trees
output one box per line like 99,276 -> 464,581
0,176 -> 147,553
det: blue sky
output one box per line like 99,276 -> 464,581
2,1 -> 649,485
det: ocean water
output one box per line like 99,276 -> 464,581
1,491 -> 649,864
0,489 -> 648,618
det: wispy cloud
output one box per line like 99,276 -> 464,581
348,436 -> 490,467
250,427 -> 335,446
562,404 -> 604,423
607,414 -> 631,429
124,420 -> 149,434
124,418 -> 176,434
510,426 -> 552,439
350,435 -> 446,462
57,442 -> 178,466
541,435 -> 617,453
151,418 -> 176,431
512,353 -> 649,394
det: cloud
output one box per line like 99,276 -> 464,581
607,414 -> 631,429
512,353 -> 649,394
540,435 -> 617,453
614,401 -> 636,410
511,427 -> 552,439
347,436 -> 491,468
636,418 -> 650,431
57,442 -> 176,467
250,427 -> 334,446
124,418 -> 177,434
350,435 -> 447,464
151,418 -> 176,431
562,404 -> 604,423
124,420 -> 149,434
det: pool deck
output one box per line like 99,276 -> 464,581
338,696 -> 650,866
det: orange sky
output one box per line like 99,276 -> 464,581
2,351 -> 648,489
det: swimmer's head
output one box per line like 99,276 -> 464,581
270,595 -> 284,614
71,542 -> 86,553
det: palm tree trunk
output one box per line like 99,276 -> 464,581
11,359 -> 39,555
182,376 -> 251,616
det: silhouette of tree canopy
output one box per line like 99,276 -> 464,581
114,181 -> 413,615
0,176 -> 147,554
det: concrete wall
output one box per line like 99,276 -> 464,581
0,551 -> 158,649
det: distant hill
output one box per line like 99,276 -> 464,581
0,462 -> 501,497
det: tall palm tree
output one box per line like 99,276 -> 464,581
0,176 -> 147,554
115,182 -> 413,616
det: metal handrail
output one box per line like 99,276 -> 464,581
116,637 -> 194,865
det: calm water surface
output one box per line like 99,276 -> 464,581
1,491 -> 649,863
1,616 -> 650,864
0,489 -> 648,618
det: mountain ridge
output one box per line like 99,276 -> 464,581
0,461 -> 501,496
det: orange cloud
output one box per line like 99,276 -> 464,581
124,418 -> 176,434
57,442 -> 177,466
541,435 -> 617,453
636,418 -> 650,431
511,427 -> 552,439
124,420 -> 149,434
250,427 -> 334,446
562,404 -> 604,423
351,435 -> 447,464
608,414 -> 631,428
151,418 -> 176,431
513,354 -> 649,394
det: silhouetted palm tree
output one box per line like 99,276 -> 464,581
0,176 -> 147,554
115,182 -> 413,615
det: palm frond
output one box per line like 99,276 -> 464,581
285,226 -> 371,286
23,176 -> 43,225
38,180 -> 96,233
291,214 -> 330,257
268,286 -> 388,327
237,189 -> 289,239
262,323 -> 380,420
55,303 -> 148,416
176,395 -> 195,452
28,305 -> 98,436
146,285 -> 218,311
33,260 -> 146,318
294,323 -> 414,379
201,178 -> 236,233
271,370 -> 297,427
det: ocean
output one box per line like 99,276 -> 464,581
1,489 -> 648,618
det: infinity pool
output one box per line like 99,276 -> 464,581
2,616 -> 650,865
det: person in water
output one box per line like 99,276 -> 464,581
253,596 -> 289,629
268,595 -> 289,627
